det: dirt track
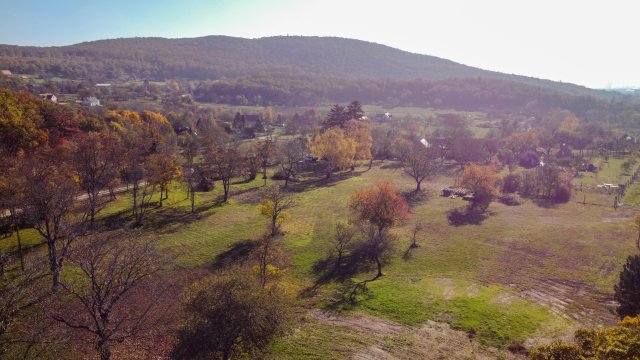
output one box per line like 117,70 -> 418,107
308,309 -> 521,359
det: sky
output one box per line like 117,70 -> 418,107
1,0 -> 638,89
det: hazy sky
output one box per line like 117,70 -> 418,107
1,0 -> 638,89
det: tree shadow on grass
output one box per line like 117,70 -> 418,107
324,279 -> 373,310
531,198 -> 560,209
209,239 -> 257,271
380,161 -> 403,170
99,200 -> 217,232
288,170 -> 365,193
140,207 -> 208,234
299,245 -> 376,299
100,208 -> 133,230
402,189 -> 434,207
232,177 -> 255,185
447,206 -> 492,226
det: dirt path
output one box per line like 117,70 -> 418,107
1,183 -> 138,218
308,309 -> 522,359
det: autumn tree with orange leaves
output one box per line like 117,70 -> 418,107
460,164 -> 500,211
349,182 -> 409,279
504,132 -> 539,157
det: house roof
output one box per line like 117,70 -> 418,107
0,70 -> 11,76
243,114 -> 261,124
39,93 -> 56,100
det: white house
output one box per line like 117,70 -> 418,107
39,93 -> 57,103
83,96 -> 101,107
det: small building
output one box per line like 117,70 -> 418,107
39,93 -> 57,103
83,96 -> 101,107
374,113 -> 392,122
95,83 -> 112,87
0,70 -> 11,77
243,114 -> 261,129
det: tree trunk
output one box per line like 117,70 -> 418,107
284,177 -> 289,188
222,348 -> 232,360
222,179 -> 230,202
132,181 -> 138,217
51,263 -> 61,290
10,208 -> 24,271
263,165 -> 268,186
416,180 -> 421,192
368,158 -> 374,170
15,225 -> 24,271
47,238 -> 61,289
97,338 -> 111,360
190,186 -> 195,213
374,254 -> 383,280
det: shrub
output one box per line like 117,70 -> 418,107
554,185 -> 572,203
615,255 -> 640,318
530,316 -> 640,359
529,340 -> 582,360
502,173 -> 522,193
173,274 -> 291,360
499,194 -> 522,206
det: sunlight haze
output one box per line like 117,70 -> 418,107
1,0 -> 638,88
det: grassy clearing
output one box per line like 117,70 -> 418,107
576,156 -> 637,187
2,157 -> 637,355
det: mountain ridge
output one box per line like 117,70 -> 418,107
0,35 -> 606,98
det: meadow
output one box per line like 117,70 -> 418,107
3,153 -> 638,358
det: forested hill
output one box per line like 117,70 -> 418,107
0,35 -> 603,97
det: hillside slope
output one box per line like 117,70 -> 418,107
0,35 -> 603,97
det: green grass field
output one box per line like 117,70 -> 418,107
2,158 -> 638,357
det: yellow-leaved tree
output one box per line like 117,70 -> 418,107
308,127 -> 356,178
344,119 -> 372,164
530,316 -> 640,360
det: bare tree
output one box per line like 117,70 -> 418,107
255,234 -> 283,288
410,221 -> 423,249
205,140 -> 244,203
126,158 -> 157,226
259,185 -> 292,237
333,222 -> 355,265
258,139 -> 275,186
147,149 -> 180,208
178,133 -> 200,213
72,131 -> 122,227
0,152 -> 26,270
0,259 -> 49,352
53,231 -> 166,360
276,140 -> 303,188
23,149 -> 79,289
244,146 -> 260,182
400,142 -> 436,192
